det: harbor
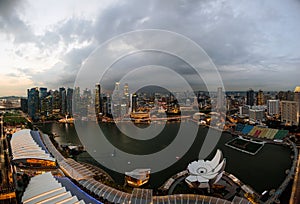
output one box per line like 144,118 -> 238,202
38,121 -> 294,195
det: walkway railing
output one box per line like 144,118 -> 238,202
265,138 -> 298,204
40,132 -> 237,204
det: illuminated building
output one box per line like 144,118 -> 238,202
66,87 -> 73,116
132,93 -> 138,112
125,169 -> 151,187
256,89 -> 264,105
249,109 -> 265,122
124,83 -> 129,97
281,100 -> 299,126
185,149 -> 225,190
22,172 -> 100,204
294,86 -> 300,114
51,90 -> 61,114
267,100 -> 279,116
11,129 -> 56,168
95,83 -> 102,118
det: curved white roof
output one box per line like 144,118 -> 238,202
11,129 -> 55,162
22,172 -> 85,204
186,149 -> 225,184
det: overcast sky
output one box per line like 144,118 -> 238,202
0,0 -> 300,96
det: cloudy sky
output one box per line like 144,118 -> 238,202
0,0 -> 300,96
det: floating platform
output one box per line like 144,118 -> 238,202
225,136 -> 265,155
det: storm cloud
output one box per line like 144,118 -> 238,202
1,0 -> 300,95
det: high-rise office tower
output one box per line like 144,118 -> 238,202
95,83 -> 102,117
217,87 -> 224,110
59,87 -> 67,115
66,88 -> 73,116
73,87 -> 81,115
21,98 -> 28,113
51,90 -> 61,112
39,87 -> 48,99
267,100 -> 279,115
115,82 -> 120,93
281,100 -> 299,126
123,83 -> 130,112
81,88 -> 92,116
256,89 -> 264,105
294,86 -> 300,114
246,88 -> 255,106
44,95 -> 53,116
132,93 -> 138,112
39,87 -> 48,116
27,87 -> 40,120
124,83 -> 129,97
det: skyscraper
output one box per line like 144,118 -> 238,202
216,87 -> 224,110
95,83 -> 102,118
81,88 -> 92,117
123,83 -> 130,113
256,89 -> 264,105
51,90 -> 61,113
59,87 -> 67,115
27,87 -> 39,121
249,109 -> 264,122
44,95 -> 53,116
246,89 -> 255,106
132,93 -> 138,112
21,98 -> 28,113
73,87 -> 81,116
39,87 -> 48,99
294,86 -> 300,114
66,88 -> 73,117
281,100 -> 299,126
124,83 -> 129,97
267,100 -> 279,115
39,87 -> 48,116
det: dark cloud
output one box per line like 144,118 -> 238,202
56,17 -> 94,44
0,0 -> 36,43
3,0 -> 300,91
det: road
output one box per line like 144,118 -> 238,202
290,149 -> 300,204
0,115 -> 16,202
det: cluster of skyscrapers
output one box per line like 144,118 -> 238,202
21,87 -> 74,121
238,87 -> 300,125
21,83 -> 300,126
21,83 -> 141,121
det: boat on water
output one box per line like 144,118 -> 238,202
58,116 -> 74,124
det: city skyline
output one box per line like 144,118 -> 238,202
1,0 -> 300,95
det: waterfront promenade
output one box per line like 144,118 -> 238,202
38,122 -> 299,204
40,131 -> 247,204
265,138 -> 298,204
290,147 -> 300,204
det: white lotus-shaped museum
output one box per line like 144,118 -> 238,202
185,149 -> 226,188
